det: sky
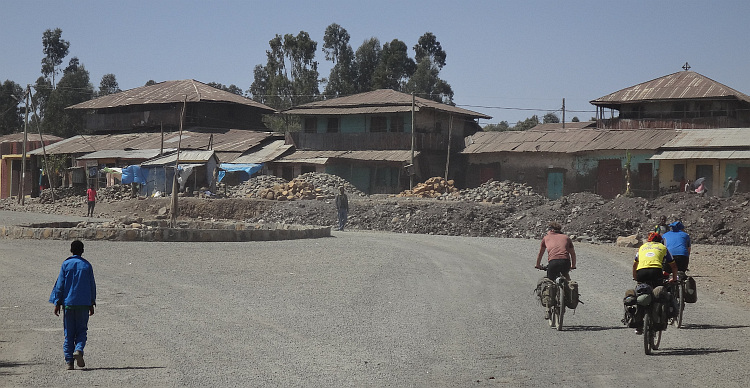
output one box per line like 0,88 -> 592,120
2,0 -> 750,126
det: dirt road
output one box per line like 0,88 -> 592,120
1,216 -> 749,387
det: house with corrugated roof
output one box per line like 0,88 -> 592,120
461,128 -> 678,199
279,89 -> 491,194
590,70 -> 750,130
0,132 -> 63,199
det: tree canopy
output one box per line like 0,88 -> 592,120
0,80 -> 24,135
41,28 -> 70,88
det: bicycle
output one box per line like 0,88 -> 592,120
666,271 -> 687,328
537,265 -> 567,331
623,281 -> 667,355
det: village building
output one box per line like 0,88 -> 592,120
0,132 -> 62,199
278,89 -> 491,194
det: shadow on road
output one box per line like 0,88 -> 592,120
653,347 -> 738,356
82,366 -> 167,371
562,325 -> 628,332
0,361 -> 35,376
679,323 -> 750,330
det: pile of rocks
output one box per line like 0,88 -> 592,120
39,187 -> 84,203
296,172 -> 365,197
397,177 -> 459,198
451,179 -> 545,204
226,175 -> 289,198
257,179 -> 326,201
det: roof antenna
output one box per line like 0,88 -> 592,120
682,62 -> 691,71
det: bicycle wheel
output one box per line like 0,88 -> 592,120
676,283 -> 685,328
556,284 -> 565,331
643,312 -> 652,355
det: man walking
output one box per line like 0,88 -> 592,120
50,240 -> 97,370
335,186 -> 349,231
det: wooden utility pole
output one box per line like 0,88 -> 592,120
444,115 -> 453,180
562,98 -> 566,129
170,98 -> 186,227
19,85 -> 30,205
410,93 -> 415,189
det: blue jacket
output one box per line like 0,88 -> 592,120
663,229 -> 691,257
49,255 -> 97,307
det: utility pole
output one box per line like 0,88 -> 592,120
170,98 -> 186,227
444,115 -> 453,181
410,93 -> 415,189
19,85 -> 30,205
562,98 -> 566,129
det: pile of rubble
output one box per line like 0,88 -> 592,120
257,179 -> 326,201
396,177 -> 459,198
226,175 -> 289,198
295,172 -> 365,197
450,179 -> 546,205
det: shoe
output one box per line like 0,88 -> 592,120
66,361 -> 75,370
634,329 -> 643,335
73,350 -> 85,368
544,310 -> 550,320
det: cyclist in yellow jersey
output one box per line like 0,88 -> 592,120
633,232 -> 677,286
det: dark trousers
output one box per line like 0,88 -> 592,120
546,259 -> 571,280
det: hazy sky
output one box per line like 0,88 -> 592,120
2,0 -> 749,125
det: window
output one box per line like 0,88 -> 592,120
371,116 -> 387,132
304,117 -> 317,133
327,117 -> 339,133
390,116 -> 404,132
673,164 -> 685,182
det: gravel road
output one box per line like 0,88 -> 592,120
1,212 -> 750,387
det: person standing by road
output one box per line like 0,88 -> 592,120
662,221 -> 691,273
335,186 -> 349,231
535,222 -> 577,281
49,240 -> 97,370
86,185 -> 97,217
654,215 -> 669,235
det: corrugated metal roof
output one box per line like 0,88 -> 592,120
591,71 -> 750,106
76,149 -> 170,160
529,121 -> 596,131
660,128 -> 750,148
275,149 -> 418,164
67,80 -> 276,112
230,140 -> 292,164
462,129 -> 678,154
141,150 -> 217,166
651,150 -> 750,160
283,89 -> 491,119
0,133 -> 64,143
28,129 -> 273,156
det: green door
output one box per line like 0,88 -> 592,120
547,171 -> 564,199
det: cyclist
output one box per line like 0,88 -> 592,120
535,222 -> 577,281
662,221 -> 691,273
634,232 -> 678,286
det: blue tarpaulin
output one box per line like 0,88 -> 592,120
218,163 -> 263,182
121,165 -> 148,185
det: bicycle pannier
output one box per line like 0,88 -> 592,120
536,278 -> 556,307
566,281 -> 580,309
685,276 -> 698,303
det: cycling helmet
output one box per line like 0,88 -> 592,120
647,232 -> 662,242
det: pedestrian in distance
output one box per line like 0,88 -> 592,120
684,179 -> 692,193
86,185 -> 97,217
725,177 -> 735,197
335,186 -> 349,231
654,215 -> 669,235
733,178 -> 740,196
49,240 -> 97,370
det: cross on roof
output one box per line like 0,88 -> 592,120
682,62 -> 691,71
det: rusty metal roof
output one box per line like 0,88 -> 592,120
67,80 -> 276,112
591,71 -> 750,107
283,89 -> 491,119
529,121 -> 596,131
28,129 -> 274,156
0,132 -> 63,143
462,129 -> 678,154
141,150 -> 217,166
230,140 -> 293,164
651,150 -> 750,160
275,149 -> 418,164
660,128 -> 750,148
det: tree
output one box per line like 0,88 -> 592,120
42,57 -> 94,137
413,32 -> 446,70
322,23 -> 356,98
0,80 -> 24,135
372,39 -> 415,91
98,73 -> 121,96
31,76 -> 52,128
207,82 -> 244,96
41,28 -> 70,88
405,33 -> 453,104
353,37 -> 381,93
543,113 -> 560,124
483,121 -> 510,132
514,115 -> 540,131
145,80 -> 157,86
571,116 -> 580,122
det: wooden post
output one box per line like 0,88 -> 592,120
19,85 -> 30,205
170,98 -> 186,227
444,115 -> 453,180
410,93 -> 415,189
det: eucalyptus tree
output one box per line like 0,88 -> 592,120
41,28 -> 70,88
406,32 -> 453,104
207,82 -> 244,96
0,80 -> 24,135
372,39 -> 415,91
42,57 -> 94,137
353,37 -> 381,93
322,23 -> 356,97
98,73 -> 121,96
543,113 -> 560,123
